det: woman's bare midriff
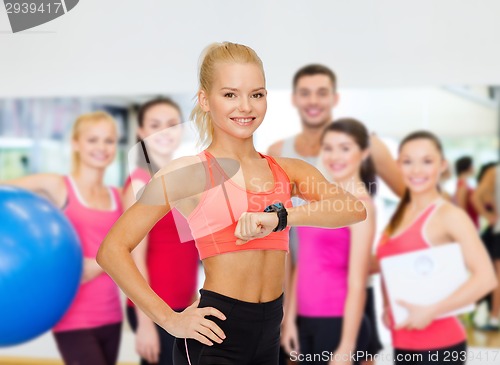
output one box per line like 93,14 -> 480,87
201,250 -> 286,303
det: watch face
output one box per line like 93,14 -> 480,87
264,202 -> 284,212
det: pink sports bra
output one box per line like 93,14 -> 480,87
187,150 -> 292,260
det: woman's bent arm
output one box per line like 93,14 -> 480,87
1,174 -> 65,207
97,201 -> 173,326
279,158 -> 367,228
338,199 -> 375,351
429,205 -> 497,317
98,173 -> 227,345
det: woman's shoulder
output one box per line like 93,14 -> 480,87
428,200 -> 479,243
129,167 -> 151,182
40,173 -> 66,185
142,155 -> 207,205
123,168 -> 150,193
154,155 -> 204,178
31,173 -> 66,192
271,156 -> 309,165
37,173 -> 67,207
456,178 -> 466,188
271,156 -> 318,174
433,199 -> 469,224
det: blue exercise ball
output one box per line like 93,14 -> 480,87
0,186 -> 82,346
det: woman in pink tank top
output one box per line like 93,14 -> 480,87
98,42 -> 367,365
5,112 -> 123,365
282,119 -> 377,365
123,98 -> 199,365
376,131 -> 496,365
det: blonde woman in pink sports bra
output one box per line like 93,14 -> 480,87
376,131 -> 497,365
98,42 -> 366,365
4,112 -> 123,365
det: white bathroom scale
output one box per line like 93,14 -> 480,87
380,243 -> 475,326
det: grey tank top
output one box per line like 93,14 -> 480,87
281,136 -> 318,207
281,136 -> 318,166
281,136 -> 318,206
281,136 -> 319,263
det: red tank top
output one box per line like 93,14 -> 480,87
125,168 -> 199,310
376,201 -> 466,350
456,179 -> 479,228
188,150 -> 292,260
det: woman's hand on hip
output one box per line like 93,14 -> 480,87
164,299 -> 227,346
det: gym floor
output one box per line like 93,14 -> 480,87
1,326 -> 499,365
467,326 -> 500,348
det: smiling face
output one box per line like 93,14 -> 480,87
321,130 -> 366,183
293,74 -> 338,128
398,138 -> 447,195
72,120 -> 117,170
138,103 -> 183,158
199,62 -> 267,141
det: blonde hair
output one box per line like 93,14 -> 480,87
71,111 -> 118,174
190,42 -> 265,148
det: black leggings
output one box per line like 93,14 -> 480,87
53,322 -> 122,365
173,289 -> 283,365
395,342 -> 467,365
127,306 -> 185,365
297,315 -> 372,365
363,287 -> 383,357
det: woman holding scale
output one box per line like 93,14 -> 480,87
376,131 -> 497,365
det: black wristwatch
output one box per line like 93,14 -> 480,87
264,202 -> 288,232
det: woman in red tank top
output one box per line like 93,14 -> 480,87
4,112 -> 124,365
98,42 -> 367,365
123,98 -> 199,365
453,156 -> 479,228
376,131 -> 496,365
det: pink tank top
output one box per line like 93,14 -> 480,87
124,168 -> 199,310
376,202 -> 466,350
53,176 -> 123,332
188,151 -> 292,260
297,226 -> 350,317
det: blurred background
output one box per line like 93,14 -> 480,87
1,0 -> 500,364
